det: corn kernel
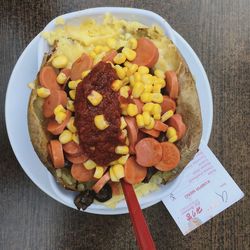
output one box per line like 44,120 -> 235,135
122,77 -> 129,85
125,137 -> 129,145
115,146 -> 129,155
94,166 -> 104,179
67,99 -> 74,112
52,55 -> 68,68
55,111 -> 67,124
168,135 -> 178,143
153,83 -> 162,93
120,117 -> 127,129
118,154 -> 129,165
107,38 -> 117,49
166,127 -> 177,139
66,117 -> 77,133
127,103 -> 138,117
154,69 -> 165,79
161,110 -> 174,122
112,79 -> 123,91
142,111 -> 151,126
145,117 -> 155,130
141,74 -> 153,85
72,133 -> 79,144
121,129 -> 128,138
69,90 -> 76,100
114,53 -> 126,64
68,80 -> 81,90
128,38 -> 137,49
129,75 -> 135,87
134,72 -> 141,82
122,47 -> 136,61
109,159 -> 119,165
158,77 -> 166,87
102,46 -> 110,52
143,103 -> 154,113
87,90 -> 103,106
84,159 -> 96,170
37,87 -> 51,98
144,84 -> 153,93
115,65 -> 126,79
138,66 -> 149,74
109,167 -> 119,182
81,70 -> 90,79
127,64 -> 138,76
56,72 -> 67,84
140,93 -> 152,103
94,114 -> 109,130
132,82 -> 144,98
89,51 -> 97,59
120,86 -> 130,98
59,130 -> 72,144
94,45 -> 103,54
152,93 -> 163,103
136,114 -> 144,128
28,82 -> 35,89
54,104 -> 66,115
152,104 -> 162,115
112,164 -> 125,179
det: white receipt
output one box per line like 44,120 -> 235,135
161,143 -> 244,235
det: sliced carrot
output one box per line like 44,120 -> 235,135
165,71 -> 179,99
155,142 -> 180,171
71,164 -> 94,182
102,50 -> 117,63
167,114 -> 187,139
132,38 -> 159,68
63,141 -> 83,156
124,117 -> 138,154
135,138 -> 162,167
140,128 -> 160,138
132,98 -> 144,113
66,154 -> 88,164
49,140 -> 64,168
39,66 -> 60,90
161,95 -> 176,114
71,53 -> 93,80
153,121 -> 168,132
124,157 -> 147,184
92,172 -> 110,193
43,90 -> 67,118
47,110 -> 71,135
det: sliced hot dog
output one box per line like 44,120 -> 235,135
70,53 -> 93,80
66,154 -> 88,164
63,141 -> 83,156
47,110 -> 71,135
39,66 -> 60,90
43,90 -> 67,118
135,138 -> 162,167
49,140 -> 64,168
71,164 -> 94,182
165,71 -> 179,99
132,38 -> 159,68
167,114 -> 187,139
153,121 -> 168,132
102,50 -> 117,63
155,142 -> 180,171
161,95 -> 176,114
132,98 -> 144,113
124,156 -> 147,184
92,172 -> 110,193
140,128 -> 160,138
124,117 -> 138,154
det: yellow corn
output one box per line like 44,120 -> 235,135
115,145 -> 129,155
72,133 -> 79,144
94,45 -> 103,54
120,86 -> 130,98
56,72 -> 67,84
89,51 -> 97,59
142,111 -> 151,126
102,46 -> 110,52
55,111 -> 67,124
67,99 -> 75,112
152,93 -> 163,103
52,55 -> 68,68
94,115 -> 109,130
118,154 -> 129,165
157,77 -> 166,87
112,79 -> 123,91
66,117 -> 77,133
144,83 -> 153,93
138,66 -> 149,74
145,117 -> 155,130
69,90 -> 76,100
59,130 -> 72,144
122,77 -> 130,85
153,83 -> 162,93
112,164 -> 125,179
121,129 -> 128,138
109,159 -> 119,165
166,127 -> 177,139
114,53 -> 126,64
81,70 -> 90,79
127,103 -> 138,116
54,104 -> 66,115
28,82 -> 35,89
134,72 -> 141,82
129,75 -> 135,87
152,104 -> 162,120
140,93 -> 152,103
127,64 -> 138,76
168,135 -> 178,143
142,103 -> 154,113
136,114 -> 144,128
132,82 -> 144,98
84,159 -> 96,170
120,117 -> 127,129
142,74 -> 153,85
37,87 -> 51,98
109,167 -> 119,182
87,90 -> 103,106
125,137 -> 129,145
68,80 -> 81,90
115,65 -> 126,79
122,47 -> 136,61
94,166 -> 104,179
128,38 -> 137,49
161,110 -> 174,122
154,69 -> 165,79
107,38 -> 117,49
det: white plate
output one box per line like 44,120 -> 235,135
5,8 -> 213,215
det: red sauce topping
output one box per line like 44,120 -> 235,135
74,62 -> 124,166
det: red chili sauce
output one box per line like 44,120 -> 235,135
74,62 -> 124,166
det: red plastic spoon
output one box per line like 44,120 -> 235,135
121,180 -> 156,250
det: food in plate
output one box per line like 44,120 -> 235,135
28,14 -> 202,210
